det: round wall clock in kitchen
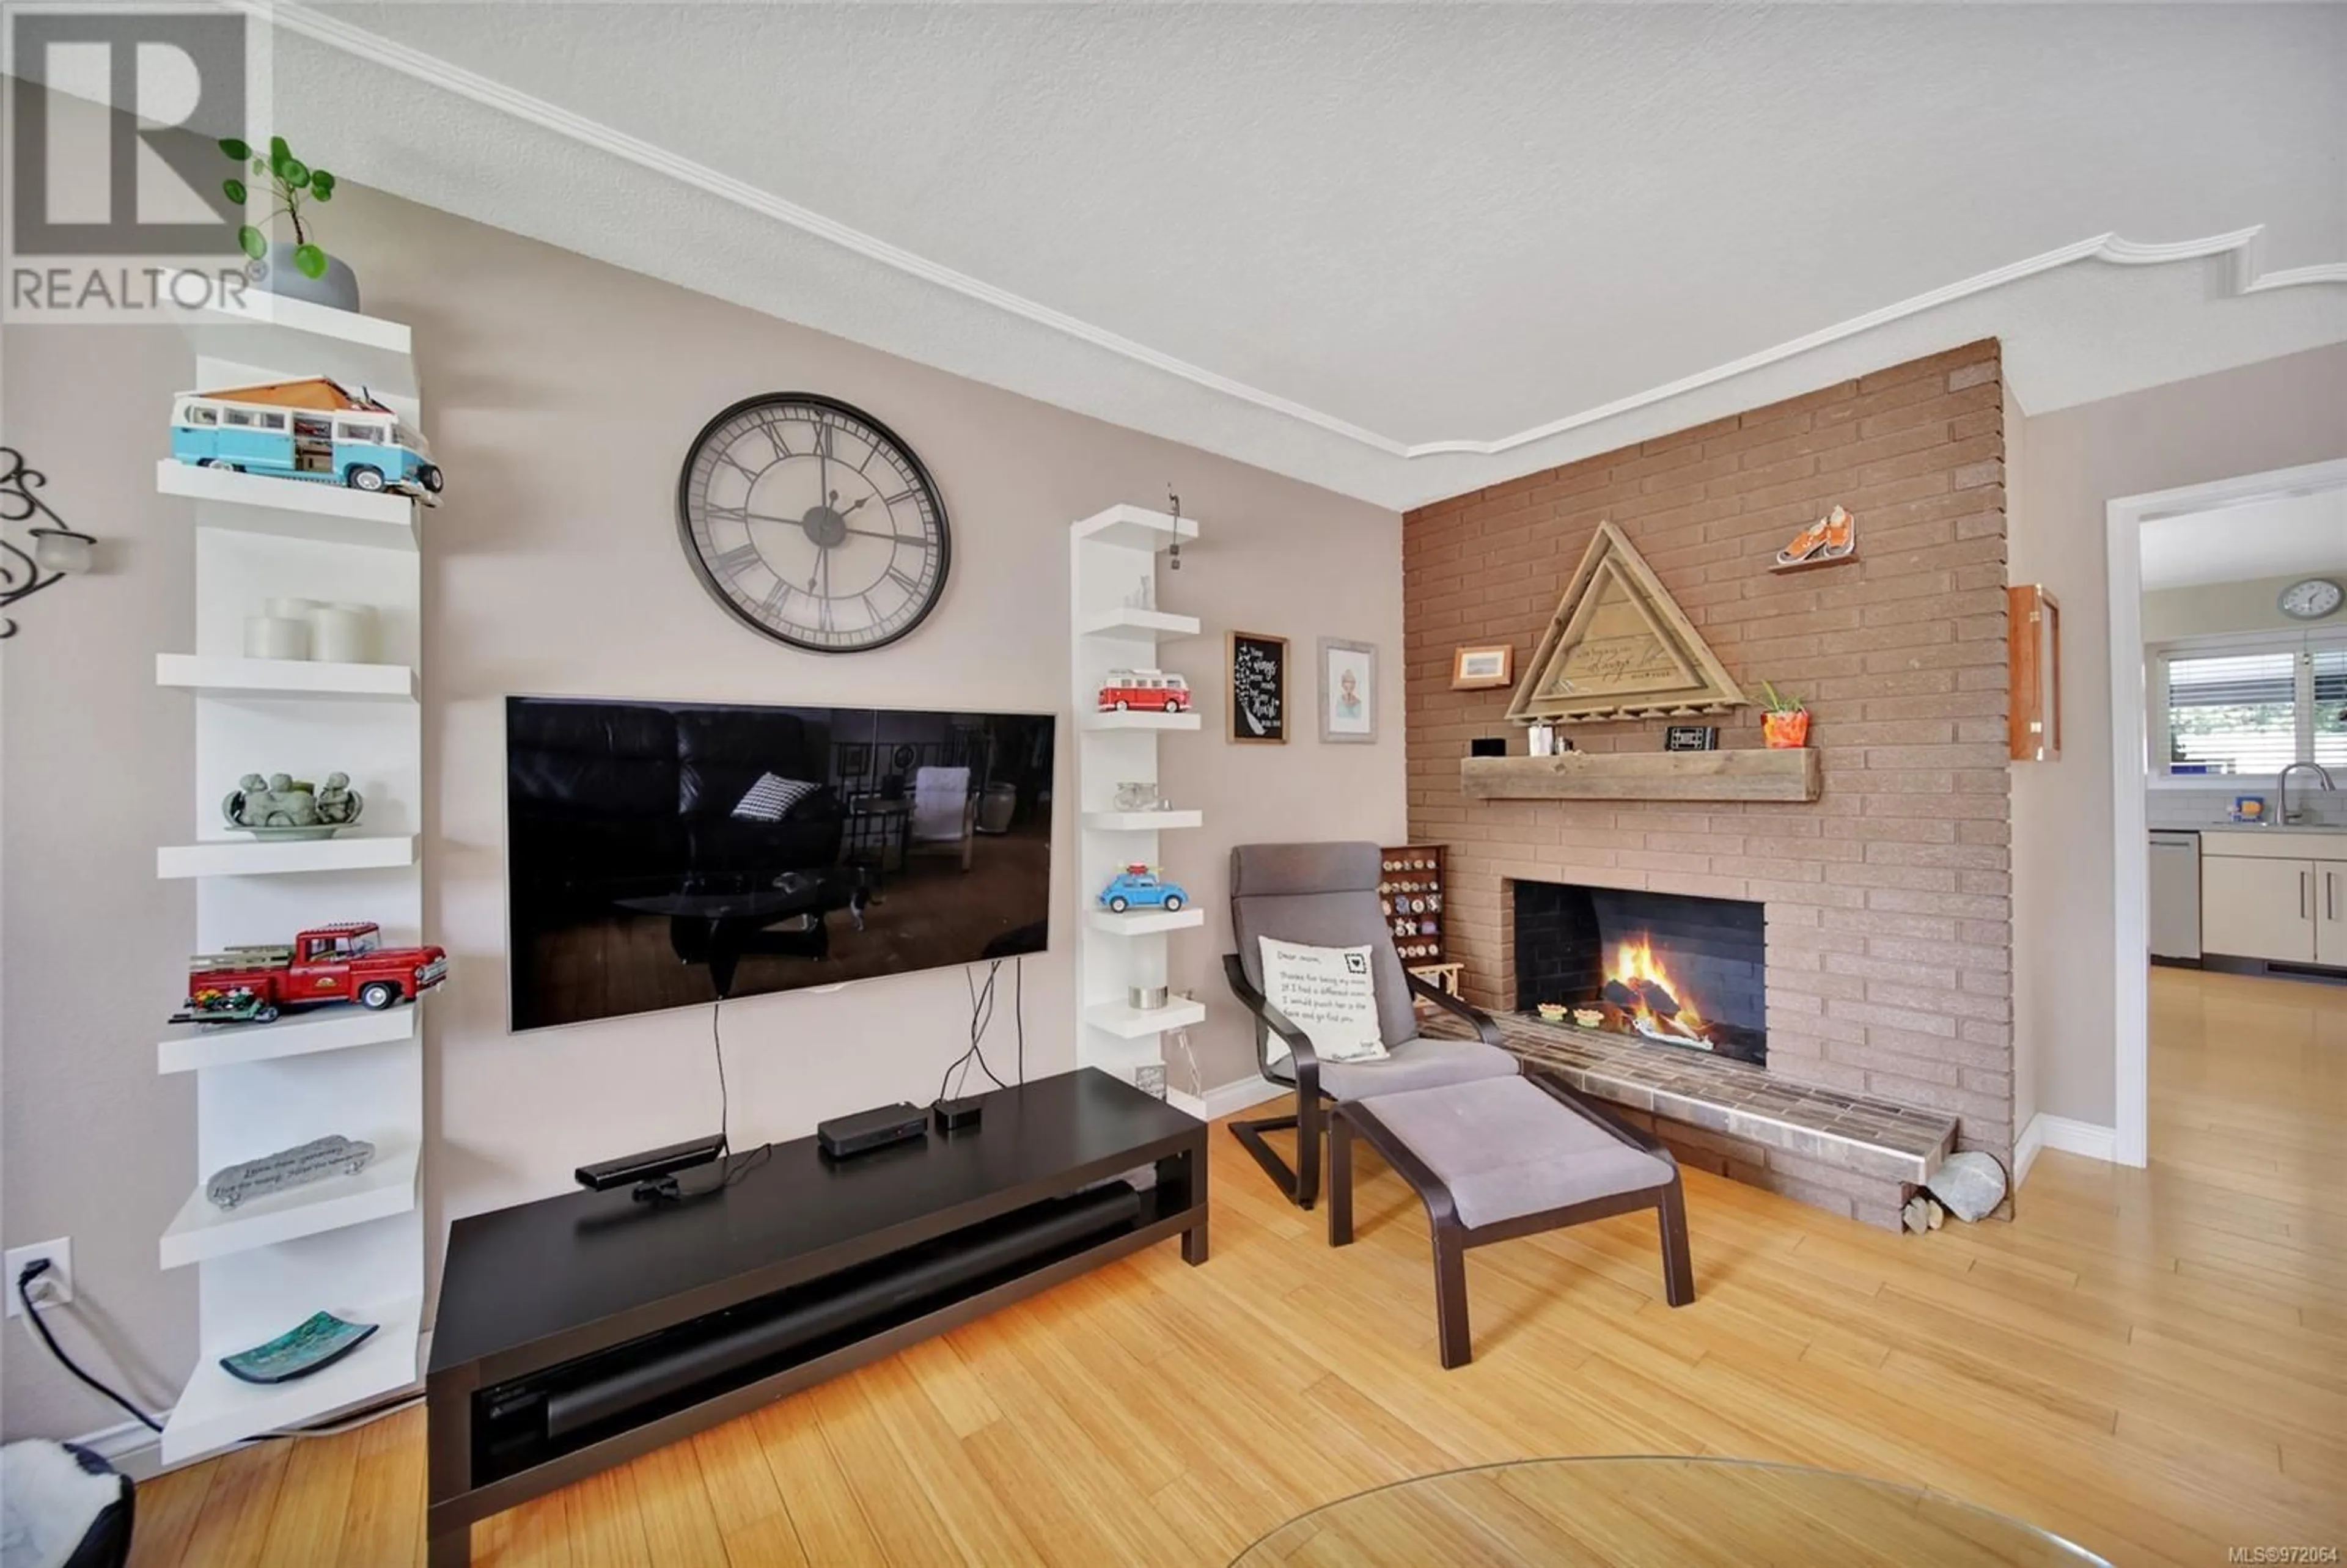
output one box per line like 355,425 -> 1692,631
2277,577 -> 2343,622
676,393 -> 950,653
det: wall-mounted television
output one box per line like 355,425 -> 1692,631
505,697 -> 1054,1031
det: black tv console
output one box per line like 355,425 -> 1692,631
424,1068 -> 1207,1567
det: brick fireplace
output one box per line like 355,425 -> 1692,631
1403,342 -> 2015,1226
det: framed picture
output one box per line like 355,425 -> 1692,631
1664,725 -> 1718,752
1229,631 -> 1288,744
1318,637 -> 1378,744
1452,643 -> 1515,690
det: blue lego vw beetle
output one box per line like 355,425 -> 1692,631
1098,863 -> 1188,914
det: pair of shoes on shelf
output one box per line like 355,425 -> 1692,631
1776,504 -> 1855,568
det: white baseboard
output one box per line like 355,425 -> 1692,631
2015,1112 -> 2117,1185
1166,1077 -> 1288,1124
64,1418 -> 166,1484
65,1328 -> 431,1481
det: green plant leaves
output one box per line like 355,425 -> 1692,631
222,177 -> 247,205
281,159 -> 310,189
310,170 -> 336,202
219,137 -> 250,161
293,244 -> 328,280
269,135 -> 290,165
237,225 -> 268,261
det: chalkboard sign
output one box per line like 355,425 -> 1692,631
1229,631 -> 1288,744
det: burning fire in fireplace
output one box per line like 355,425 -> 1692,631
1600,936 -> 1713,1050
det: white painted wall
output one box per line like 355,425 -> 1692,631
0,181 -> 1401,1440
2007,342 -> 2347,1129
2142,572 -> 2345,642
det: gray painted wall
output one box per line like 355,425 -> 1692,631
2008,342 -> 2347,1130
0,182 -> 1401,1441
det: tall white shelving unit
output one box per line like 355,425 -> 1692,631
152,289 -> 429,1463
1070,505 -> 1205,1090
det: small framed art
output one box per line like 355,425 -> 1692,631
1229,631 -> 1288,744
1452,643 -> 1515,690
1319,638 -> 1378,744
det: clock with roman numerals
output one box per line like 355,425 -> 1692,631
677,393 -> 950,653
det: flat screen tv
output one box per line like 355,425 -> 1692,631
505,697 -> 1054,1031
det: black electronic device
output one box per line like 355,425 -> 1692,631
817,1102 -> 928,1159
504,697 -> 1056,1031
933,1096 -> 984,1132
1470,736 -> 1507,757
573,1135 -> 726,1195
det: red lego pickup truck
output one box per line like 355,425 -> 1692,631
173,922 -> 449,1024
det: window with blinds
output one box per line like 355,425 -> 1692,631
2158,637 -> 2347,777
2318,646 -> 2347,767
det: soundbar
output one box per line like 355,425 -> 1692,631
524,1183 -> 1142,1442
817,1101 -> 928,1159
573,1135 -> 725,1193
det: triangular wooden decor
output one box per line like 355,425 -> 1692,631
1505,521 -> 1749,724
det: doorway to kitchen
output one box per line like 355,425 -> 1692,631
2107,458 -> 2347,1166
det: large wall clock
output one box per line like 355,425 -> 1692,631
676,393 -> 950,653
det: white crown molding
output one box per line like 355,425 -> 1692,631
237,1 -> 2347,469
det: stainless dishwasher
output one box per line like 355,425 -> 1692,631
2149,830 -> 2201,961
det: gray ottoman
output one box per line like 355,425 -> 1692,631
1330,1072 -> 1695,1368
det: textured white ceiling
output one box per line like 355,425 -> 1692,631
252,2 -> 2347,507
2140,490 -> 2347,592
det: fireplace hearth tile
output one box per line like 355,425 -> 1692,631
1441,1013 -> 1960,1185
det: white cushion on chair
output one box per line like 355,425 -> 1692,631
1259,937 -> 1387,1065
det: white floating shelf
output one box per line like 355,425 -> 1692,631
162,272 -> 417,398
1081,709 -> 1202,733
1089,907 -> 1205,936
1080,607 -> 1202,641
156,460 -> 419,550
1071,504 -> 1199,553
160,1139 -> 419,1270
158,835 -> 417,880
1083,997 -> 1208,1039
161,1294 -> 421,1466
158,1000 -> 421,1075
1082,810 -> 1204,832
156,653 -> 416,703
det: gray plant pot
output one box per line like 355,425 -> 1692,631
249,241 -> 361,314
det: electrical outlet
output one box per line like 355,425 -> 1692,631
6,1238 -> 73,1317
1133,1063 -> 1167,1100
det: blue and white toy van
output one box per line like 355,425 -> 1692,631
171,378 -> 443,504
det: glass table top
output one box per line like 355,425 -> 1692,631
1231,1456 -> 2110,1567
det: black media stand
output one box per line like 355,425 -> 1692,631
424,1068 -> 1207,1566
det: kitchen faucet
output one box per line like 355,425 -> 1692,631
2277,760 -> 2336,826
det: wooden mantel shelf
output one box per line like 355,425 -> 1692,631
1461,749 -> 1821,803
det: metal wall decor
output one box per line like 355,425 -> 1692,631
0,447 -> 98,638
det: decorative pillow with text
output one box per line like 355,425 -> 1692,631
1258,937 -> 1389,1067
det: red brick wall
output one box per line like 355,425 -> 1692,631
1405,342 -> 2013,1170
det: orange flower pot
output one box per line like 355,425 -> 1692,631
1762,709 -> 1810,749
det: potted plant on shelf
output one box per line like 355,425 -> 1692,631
218,134 -> 357,312
1760,683 -> 1810,749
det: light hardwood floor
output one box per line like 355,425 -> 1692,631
129,967 -> 2346,1566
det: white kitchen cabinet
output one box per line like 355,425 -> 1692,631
2201,855 -> 2318,962
2321,864 -> 2347,967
